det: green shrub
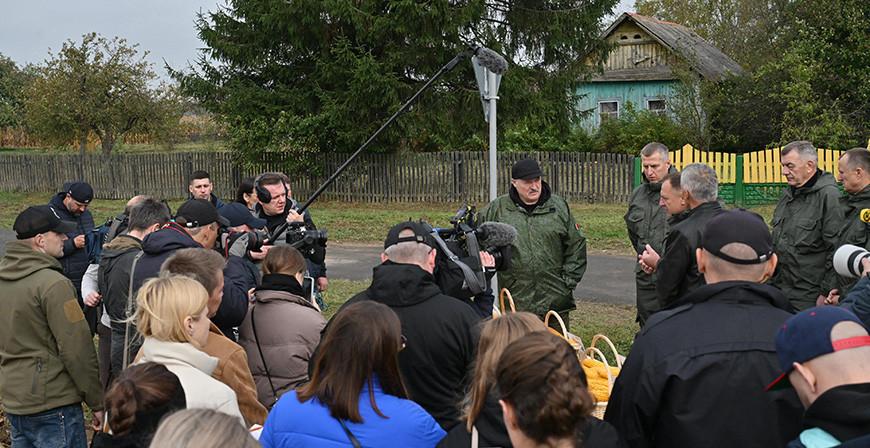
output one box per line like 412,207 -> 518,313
593,102 -> 688,154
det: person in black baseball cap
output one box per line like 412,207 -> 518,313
12,205 -> 77,257
605,209 -> 802,447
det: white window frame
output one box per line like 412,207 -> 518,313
597,100 -> 620,125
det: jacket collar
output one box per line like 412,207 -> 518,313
802,383 -> 870,442
509,181 -> 554,215
139,337 -> 219,376
368,261 -> 443,306
845,185 -> 870,206
685,200 -> 722,219
668,280 -> 794,312
0,240 -> 64,281
786,170 -> 836,199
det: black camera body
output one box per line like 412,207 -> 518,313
427,205 -> 514,300
282,222 -> 328,265
216,228 -> 269,259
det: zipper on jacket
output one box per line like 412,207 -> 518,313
31,358 -> 42,394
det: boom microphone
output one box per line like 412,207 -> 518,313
477,221 -> 517,248
473,46 -> 508,75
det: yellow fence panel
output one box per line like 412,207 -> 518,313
671,145 -> 844,184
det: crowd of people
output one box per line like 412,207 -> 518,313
2,142 -> 870,448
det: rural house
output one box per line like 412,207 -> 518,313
577,12 -> 744,131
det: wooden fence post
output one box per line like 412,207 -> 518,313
632,156 -> 642,189
735,154 -> 745,207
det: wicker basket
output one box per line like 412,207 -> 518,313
585,334 -> 624,419
544,310 -> 586,356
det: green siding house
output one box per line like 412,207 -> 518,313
577,13 -> 744,132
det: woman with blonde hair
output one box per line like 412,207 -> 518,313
496,332 -> 624,448
238,245 -> 326,408
149,408 -> 259,448
439,312 -> 546,447
135,274 -> 244,424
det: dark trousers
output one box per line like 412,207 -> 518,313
97,323 -> 113,391
110,323 -> 142,374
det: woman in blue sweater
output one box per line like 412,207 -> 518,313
260,301 -> 446,447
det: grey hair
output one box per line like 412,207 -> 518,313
843,148 -> 870,172
148,409 -> 258,448
641,142 -> 669,162
384,229 -> 431,265
681,163 -> 718,202
781,141 -> 818,162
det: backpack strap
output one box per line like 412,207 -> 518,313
122,250 -> 145,369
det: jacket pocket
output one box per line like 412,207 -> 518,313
794,219 -> 822,253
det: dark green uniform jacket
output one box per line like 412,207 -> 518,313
834,185 -> 870,295
0,241 -> 103,415
771,170 -> 842,310
625,171 -> 674,323
480,182 -> 587,315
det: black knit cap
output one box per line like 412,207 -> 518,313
511,159 -> 543,180
384,221 -> 434,249
701,209 -> 773,265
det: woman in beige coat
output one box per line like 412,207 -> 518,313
239,246 -> 326,408
135,275 -> 245,425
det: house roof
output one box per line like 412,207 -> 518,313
600,13 -> 744,81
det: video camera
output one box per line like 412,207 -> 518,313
216,221 -> 327,264
217,227 -> 270,259
425,205 -> 515,300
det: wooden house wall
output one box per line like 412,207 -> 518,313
576,80 -> 677,132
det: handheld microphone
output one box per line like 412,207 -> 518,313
860,209 -> 870,223
477,221 -> 517,247
473,46 -> 508,75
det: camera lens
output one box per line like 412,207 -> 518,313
833,244 -> 870,278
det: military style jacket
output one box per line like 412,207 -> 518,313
480,182 -> 587,315
834,185 -> 870,295
625,172 -> 673,286
771,171 -> 842,310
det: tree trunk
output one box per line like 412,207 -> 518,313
77,134 -> 87,180
101,133 -> 115,156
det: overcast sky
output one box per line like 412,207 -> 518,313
0,0 -> 635,79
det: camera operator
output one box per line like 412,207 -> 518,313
216,202 -> 272,340
254,172 -> 328,294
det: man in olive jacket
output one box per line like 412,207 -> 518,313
827,148 -> 870,299
0,206 -> 103,446
771,141 -> 842,310
480,158 -> 587,319
625,142 -> 674,325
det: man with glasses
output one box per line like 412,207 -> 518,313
49,181 -> 98,333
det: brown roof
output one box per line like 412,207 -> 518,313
601,13 -> 744,81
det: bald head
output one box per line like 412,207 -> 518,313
382,229 -> 436,273
697,243 -> 777,284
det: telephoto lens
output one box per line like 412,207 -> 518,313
833,244 -> 870,278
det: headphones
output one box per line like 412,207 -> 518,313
254,172 -> 289,204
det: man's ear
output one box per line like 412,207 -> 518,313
427,248 -> 438,270
696,248 -> 706,274
793,362 -> 817,394
380,252 -> 388,263
762,254 -> 778,282
806,159 -> 817,173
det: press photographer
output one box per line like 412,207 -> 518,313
831,244 -> 870,329
253,172 -> 328,293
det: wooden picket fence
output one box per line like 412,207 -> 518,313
669,144 -> 844,184
0,151 -> 634,203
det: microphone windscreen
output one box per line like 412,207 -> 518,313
474,47 -> 508,75
478,221 -> 517,247
861,209 -> 870,223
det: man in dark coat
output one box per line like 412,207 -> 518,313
655,163 -> 724,307
605,210 -> 803,448
625,142 -> 674,325
826,148 -> 870,301
771,141 -> 842,310
768,306 -> 870,448
49,181 -> 97,330
341,221 -> 479,430
98,197 -> 170,374
188,169 -> 225,209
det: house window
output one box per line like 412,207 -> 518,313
599,101 -> 620,123
647,99 -> 666,115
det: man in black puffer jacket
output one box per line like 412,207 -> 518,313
49,181 -> 96,330
341,221 -> 480,430
606,210 -> 803,448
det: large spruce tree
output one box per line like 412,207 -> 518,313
174,0 -> 617,163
